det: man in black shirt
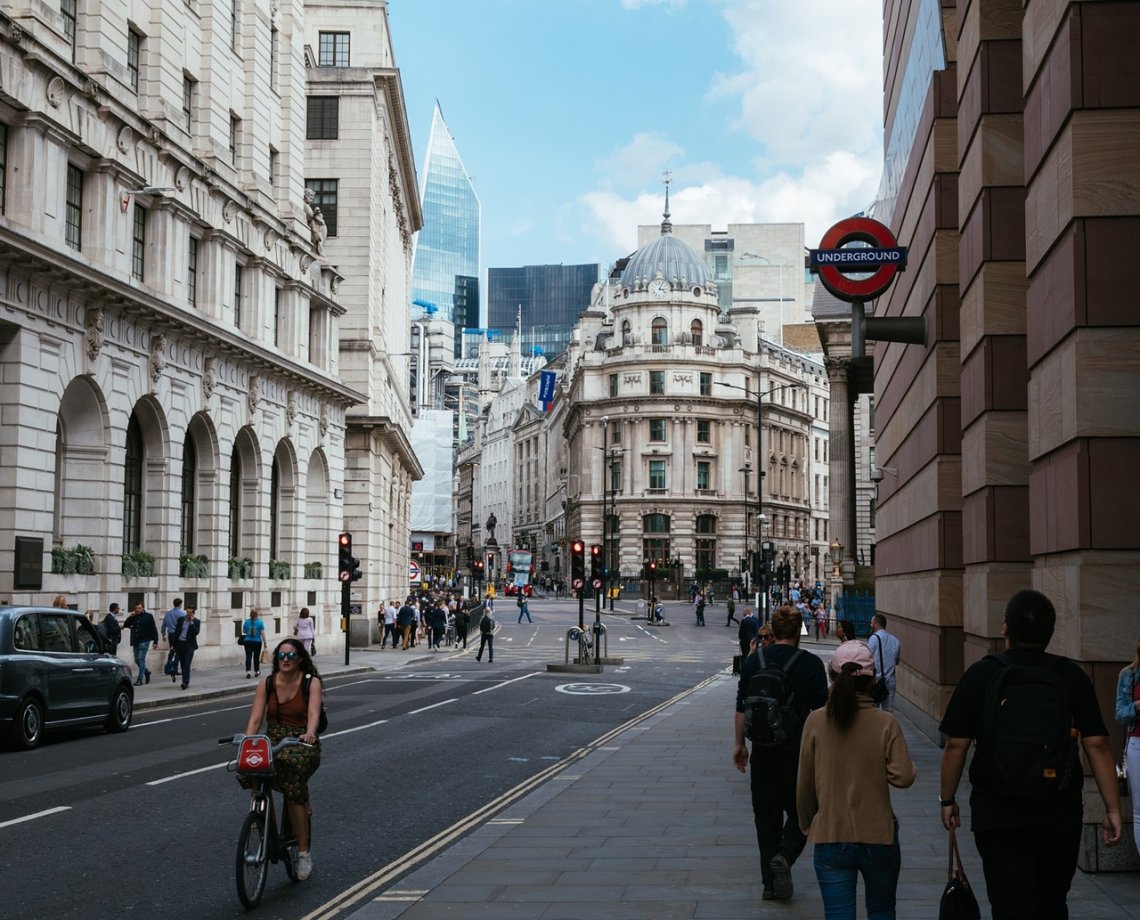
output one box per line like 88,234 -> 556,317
733,605 -> 828,902
939,589 -> 1122,920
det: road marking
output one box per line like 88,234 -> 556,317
407,698 -> 457,715
300,673 -> 720,920
0,806 -> 72,828
146,761 -> 230,786
555,682 -> 631,695
323,718 -> 389,738
471,671 -> 540,695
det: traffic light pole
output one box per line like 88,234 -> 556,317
341,579 -> 350,666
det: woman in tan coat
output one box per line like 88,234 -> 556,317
797,640 -> 917,920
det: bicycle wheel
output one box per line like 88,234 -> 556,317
236,810 -> 269,908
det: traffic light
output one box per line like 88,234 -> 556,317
473,559 -> 484,581
337,532 -> 362,582
570,538 -> 585,586
589,544 -> 603,586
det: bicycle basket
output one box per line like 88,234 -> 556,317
236,736 -> 275,776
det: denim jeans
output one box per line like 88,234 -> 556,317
1129,737 -> 1140,855
133,641 -> 151,681
813,834 -> 901,920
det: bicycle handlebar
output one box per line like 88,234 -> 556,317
218,733 -> 314,752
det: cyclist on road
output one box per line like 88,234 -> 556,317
242,638 -> 323,880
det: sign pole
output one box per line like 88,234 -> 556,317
341,579 -> 350,666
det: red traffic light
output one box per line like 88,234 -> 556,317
338,533 -> 351,548
570,539 -> 585,555
590,544 -> 602,558
648,561 -> 657,571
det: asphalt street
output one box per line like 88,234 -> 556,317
0,597 -> 737,919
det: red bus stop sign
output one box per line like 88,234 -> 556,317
809,217 -> 907,302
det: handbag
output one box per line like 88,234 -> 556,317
236,635 -> 246,646
939,826 -> 981,920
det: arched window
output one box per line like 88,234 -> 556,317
269,456 -> 280,561
123,413 -> 143,554
229,444 -> 242,558
651,317 -> 668,346
180,433 -> 197,553
690,319 -> 703,347
621,319 -> 632,344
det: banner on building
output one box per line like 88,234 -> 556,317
538,370 -> 557,412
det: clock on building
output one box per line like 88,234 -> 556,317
648,279 -> 670,299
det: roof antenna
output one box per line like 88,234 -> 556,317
661,169 -> 672,235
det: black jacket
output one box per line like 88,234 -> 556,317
123,610 -> 159,645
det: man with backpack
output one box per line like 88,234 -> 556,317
733,605 -> 828,903
939,589 -> 1122,920
475,607 -> 495,663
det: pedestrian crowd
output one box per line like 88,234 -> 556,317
733,589 -> 1124,919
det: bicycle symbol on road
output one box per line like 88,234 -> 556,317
555,683 -> 631,695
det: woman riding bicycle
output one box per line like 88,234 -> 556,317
241,637 -> 323,880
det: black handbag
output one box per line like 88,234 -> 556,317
939,827 -> 981,920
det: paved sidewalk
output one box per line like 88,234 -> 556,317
342,674 -> 1140,920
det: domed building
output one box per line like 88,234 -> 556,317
562,190 -> 826,607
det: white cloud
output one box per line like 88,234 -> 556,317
593,133 -> 686,189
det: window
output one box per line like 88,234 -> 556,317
695,514 -> 716,573
612,420 -> 621,443
269,147 -> 279,188
0,123 -> 8,214
699,372 -> 711,396
691,319 -> 703,346
127,28 -> 142,92
650,370 -> 665,395
696,419 -> 711,443
181,434 -> 197,552
318,31 -> 350,66
131,205 -> 146,280
61,0 -> 76,47
234,263 -> 245,328
187,237 -> 198,306
270,27 -> 279,91
643,513 -> 670,533
273,288 -> 282,347
306,97 -> 339,140
649,419 -> 666,442
123,413 -> 143,555
621,319 -> 631,344
231,0 -> 239,49
610,460 -> 621,492
649,460 -> 666,490
65,164 -> 82,250
609,374 -> 618,397
182,76 -> 195,132
696,461 -> 710,490
228,445 -> 242,557
304,179 -> 338,236
229,115 -> 240,165
269,457 -> 280,561
651,317 -> 668,346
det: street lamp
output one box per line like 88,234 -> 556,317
738,465 -> 752,591
829,537 -> 844,578
717,377 -> 805,621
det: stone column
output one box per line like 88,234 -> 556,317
825,357 -> 854,588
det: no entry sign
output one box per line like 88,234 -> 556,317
809,217 -> 907,302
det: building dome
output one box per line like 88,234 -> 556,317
621,186 -> 709,289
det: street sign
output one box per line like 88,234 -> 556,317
572,576 -> 584,590
591,577 -> 602,589
809,216 -> 907,302
409,559 -> 420,582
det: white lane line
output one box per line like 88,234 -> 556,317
471,671 -> 540,695
407,698 -> 457,716
322,718 -> 389,738
0,806 -> 72,828
147,761 -> 231,786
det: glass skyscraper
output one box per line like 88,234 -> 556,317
487,263 -> 598,360
412,103 -> 480,325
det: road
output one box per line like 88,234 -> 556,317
0,598 -> 738,919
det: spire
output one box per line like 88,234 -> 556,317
661,169 -> 672,236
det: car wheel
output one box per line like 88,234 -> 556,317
105,685 -> 133,733
11,697 -> 44,750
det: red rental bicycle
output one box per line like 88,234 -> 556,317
220,733 -> 314,909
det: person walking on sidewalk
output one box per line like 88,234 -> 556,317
102,603 -> 123,656
725,590 -> 738,627
123,602 -> 157,685
381,600 -> 398,649
867,614 -> 900,711
242,608 -> 266,678
475,608 -> 495,663
1115,638 -> 1140,855
939,589 -> 1122,920
172,608 -> 200,689
517,592 -> 532,624
294,607 -> 317,655
797,640 -> 917,919
733,605 -> 828,903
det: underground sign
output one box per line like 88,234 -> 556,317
809,216 -> 907,302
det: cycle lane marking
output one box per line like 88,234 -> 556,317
0,806 -> 72,828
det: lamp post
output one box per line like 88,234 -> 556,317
601,416 -> 610,610
738,465 -> 752,593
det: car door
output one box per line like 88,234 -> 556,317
38,613 -> 95,722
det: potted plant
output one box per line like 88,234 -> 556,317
268,558 -> 291,580
51,543 -> 96,575
303,561 -> 322,580
179,553 -> 209,579
228,556 -> 254,580
121,549 -> 156,579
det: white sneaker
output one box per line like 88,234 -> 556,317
295,851 -> 313,881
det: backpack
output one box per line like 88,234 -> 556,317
267,672 -> 329,735
976,652 -> 1077,800
480,614 -> 495,635
743,647 -> 805,748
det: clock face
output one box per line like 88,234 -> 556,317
649,279 -> 669,299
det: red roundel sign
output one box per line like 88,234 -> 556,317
809,217 -> 907,302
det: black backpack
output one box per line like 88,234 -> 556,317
976,652 -> 1077,800
267,672 -> 329,735
743,647 -> 805,748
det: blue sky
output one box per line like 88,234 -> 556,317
390,0 -> 883,275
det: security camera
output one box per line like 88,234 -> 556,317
870,467 -> 884,483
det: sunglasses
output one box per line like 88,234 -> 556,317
275,651 -> 298,661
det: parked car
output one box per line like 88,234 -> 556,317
0,606 -> 134,750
